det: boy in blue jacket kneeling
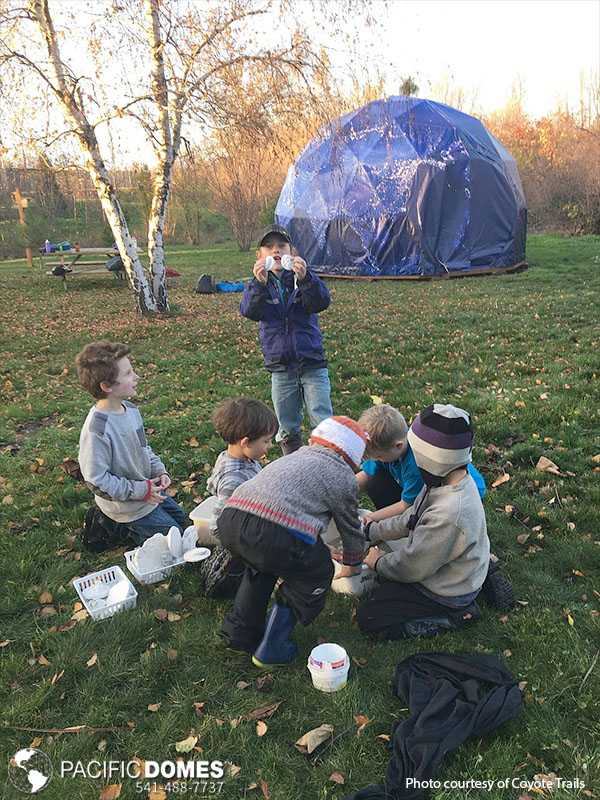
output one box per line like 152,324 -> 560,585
240,225 -> 333,455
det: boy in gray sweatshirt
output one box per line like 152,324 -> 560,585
357,404 -> 490,640
76,341 -> 186,544
217,416 -> 368,667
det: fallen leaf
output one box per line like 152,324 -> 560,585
236,680 -> 251,690
97,739 -> 107,752
259,779 -> 270,799
329,771 -> 345,784
0,640 -> 11,648
294,723 -> 334,754
256,720 -> 268,737
536,456 -> 561,475
193,702 -> 205,717
592,454 -> 600,463
130,758 -> 144,778
154,609 -> 168,622
167,648 -> 178,661
245,701 -> 282,721
516,533 -> 530,545
566,522 -> 576,531
2,494 -> 14,505
148,787 -> 167,800
40,605 -> 57,617
370,395 -> 383,405
225,763 -> 241,778
99,785 -> 121,800
354,714 -> 370,735
566,613 -> 574,626
503,649 -> 513,657
167,612 -> 181,623
491,473 -> 510,488
86,653 -> 98,668
255,673 -> 274,692
175,735 -> 198,753
499,615 -> 509,624
188,437 -> 200,448
518,681 -> 528,691
376,734 -> 391,743
50,669 -> 65,685
39,591 -> 53,604
37,655 -> 50,666
504,504 -> 514,514
30,737 -> 43,748
71,609 -> 89,622
148,703 -> 161,712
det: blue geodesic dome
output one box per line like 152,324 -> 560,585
275,96 -> 527,277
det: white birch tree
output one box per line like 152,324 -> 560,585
0,0 -> 330,313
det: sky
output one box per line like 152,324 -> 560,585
309,0 -> 600,118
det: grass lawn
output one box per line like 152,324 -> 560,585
0,234 -> 599,800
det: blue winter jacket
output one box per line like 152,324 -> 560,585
240,269 -> 330,371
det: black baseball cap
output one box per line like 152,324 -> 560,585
257,224 -> 292,248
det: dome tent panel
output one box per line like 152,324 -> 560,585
275,96 -> 527,277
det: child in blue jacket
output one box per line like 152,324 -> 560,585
240,225 -> 333,455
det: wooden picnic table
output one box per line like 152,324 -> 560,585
41,247 -> 124,287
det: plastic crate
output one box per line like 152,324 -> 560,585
124,549 -> 186,585
73,565 -> 137,621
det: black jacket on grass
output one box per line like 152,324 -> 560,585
344,652 -> 522,800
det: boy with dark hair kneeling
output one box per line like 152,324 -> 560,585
217,416 -> 368,667
357,404 -> 490,640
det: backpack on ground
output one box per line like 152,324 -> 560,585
195,274 -> 216,294
81,506 -> 133,553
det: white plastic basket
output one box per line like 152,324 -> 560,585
73,565 -> 137,621
124,549 -> 186,585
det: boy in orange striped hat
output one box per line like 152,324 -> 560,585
216,416 -> 368,667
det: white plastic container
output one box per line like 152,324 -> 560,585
189,497 -> 220,546
331,562 -> 377,596
307,643 -> 350,692
124,548 -> 186,585
73,566 -> 137,621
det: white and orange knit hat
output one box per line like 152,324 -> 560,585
309,416 -> 369,470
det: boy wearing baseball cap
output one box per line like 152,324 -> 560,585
357,404 -> 490,640
240,225 -> 333,455
216,416 -> 368,667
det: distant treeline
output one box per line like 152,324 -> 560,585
2,102 -> 598,260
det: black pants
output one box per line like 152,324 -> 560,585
357,580 -> 474,640
364,469 -> 403,510
218,508 -> 334,651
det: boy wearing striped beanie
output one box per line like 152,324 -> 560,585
357,404 -> 490,640
216,416 -> 368,667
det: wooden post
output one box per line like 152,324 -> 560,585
12,188 -> 33,267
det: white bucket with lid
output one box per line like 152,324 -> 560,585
307,643 -> 350,692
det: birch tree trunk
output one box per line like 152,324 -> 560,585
32,0 -> 158,314
145,0 -> 175,312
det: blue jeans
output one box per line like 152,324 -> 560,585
129,496 -> 188,545
271,367 -> 333,442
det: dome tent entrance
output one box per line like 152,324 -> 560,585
275,96 -> 527,278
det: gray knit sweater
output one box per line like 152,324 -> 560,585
78,401 -> 166,523
369,473 -> 490,597
225,445 -> 366,565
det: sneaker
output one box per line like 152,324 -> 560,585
481,559 -> 514,610
200,546 -> 244,598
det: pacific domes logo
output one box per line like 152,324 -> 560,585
8,749 -> 53,794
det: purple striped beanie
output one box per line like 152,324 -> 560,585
407,404 -> 474,477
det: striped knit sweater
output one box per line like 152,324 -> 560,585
225,445 -> 366,565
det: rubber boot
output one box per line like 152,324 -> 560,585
280,433 -> 302,456
252,603 -> 298,668
481,556 -> 514,610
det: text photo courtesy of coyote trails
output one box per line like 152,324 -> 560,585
0,233 -> 599,798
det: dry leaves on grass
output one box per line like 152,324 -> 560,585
354,714 -> 371,736
147,703 -> 161,712
175,735 -> 198,753
294,724 -> 334,754
99,785 -> 121,800
148,787 -> 167,800
256,720 -> 268,737
244,702 -> 282,721
329,772 -> 345,784
491,473 -> 510,488
86,653 -> 98,668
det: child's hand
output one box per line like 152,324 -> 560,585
148,485 -> 166,504
334,564 -> 362,578
253,259 -> 268,284
363,546 -> 383,570
330,548 -> 344,563
153,474 -> 171,490
361,510 -> 377,523
292,257 -> 307,281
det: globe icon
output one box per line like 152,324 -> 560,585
8,749 -> 53,794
